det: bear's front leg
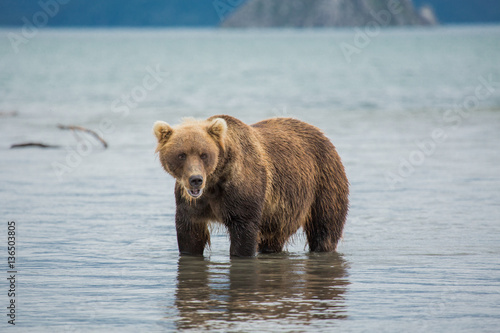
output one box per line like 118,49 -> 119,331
224,203 -> 262,257
227,221 -> 259,257
175,213 -> 210,256
222,185 -> 265,257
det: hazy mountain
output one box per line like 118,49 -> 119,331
0,0 -> 498,27
221,0 -> 436,28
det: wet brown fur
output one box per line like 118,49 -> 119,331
154,115 -> 349,257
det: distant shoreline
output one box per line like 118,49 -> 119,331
1,23 -> 499,30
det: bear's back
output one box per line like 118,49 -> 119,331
251,117 -> 335,163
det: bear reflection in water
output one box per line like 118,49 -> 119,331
173,253 -> 349,330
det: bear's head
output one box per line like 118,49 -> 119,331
153,118 -> 227,199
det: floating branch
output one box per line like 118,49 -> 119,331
10,142 -> 59,149
57,124 -> 108,149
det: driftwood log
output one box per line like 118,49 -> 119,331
10,124 -> 108,149
57,124 -> 108,148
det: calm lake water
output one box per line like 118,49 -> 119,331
1,26 -> 500,332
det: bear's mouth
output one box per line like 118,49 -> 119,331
187,188 -> 203,198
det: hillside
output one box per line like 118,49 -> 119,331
221,0 -> 436,28
0,0 -> 498,27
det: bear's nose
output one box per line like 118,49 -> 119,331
189,175 -> 203,188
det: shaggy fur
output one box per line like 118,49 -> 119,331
154,115 -> 349,257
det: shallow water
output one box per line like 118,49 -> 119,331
1,26 -> 500,332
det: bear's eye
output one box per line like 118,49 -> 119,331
200,153 -> 208,160
178,153 -> 186,160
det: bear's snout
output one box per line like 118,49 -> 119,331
185,174 -> 204,198
189,175 -> 203,188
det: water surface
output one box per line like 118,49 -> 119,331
1,26 -> 500,332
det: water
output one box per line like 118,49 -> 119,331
1,25 -> 500,332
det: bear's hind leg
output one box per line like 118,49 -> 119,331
258,237 -> 284,254
305,191 -> 347,252
257,217 -> 287,254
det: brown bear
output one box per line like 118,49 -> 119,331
153,115 -> 349,257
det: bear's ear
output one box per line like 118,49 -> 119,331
153,121 -> 173,143
207,118 -> 227,151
